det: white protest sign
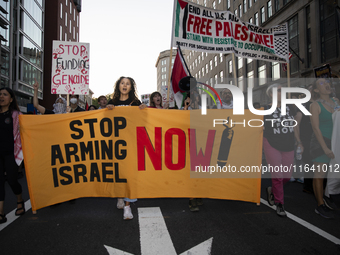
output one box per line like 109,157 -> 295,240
51,41 -> 90,95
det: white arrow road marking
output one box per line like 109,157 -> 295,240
104,207 -> 213,255
138,207 -> 177,255
104,245 -> 134,255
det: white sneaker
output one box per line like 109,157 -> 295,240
117,198 -> 124,209
123,205 -> 133,220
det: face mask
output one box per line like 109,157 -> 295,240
54,103 -> 66,114
70,98 -> 78,104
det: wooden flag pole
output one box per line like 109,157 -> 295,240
167,47 -> 174,102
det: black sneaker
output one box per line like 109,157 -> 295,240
323,196 -> 337,210
315,204 -> 334,219
276,203 -> 287,217
266,187 -> 275,206
189,199 -> 199,212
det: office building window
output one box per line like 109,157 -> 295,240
261,7 -> 265,24
320,0 -> 339,62
306,5 -> 311,67
202,67 -> 205,76
255,12 -> 259,26
229,60 -> 232,73
214,55 -> 217,66
198,71 -> 201,79
249,17 -> 253,24
288,15 -> 299,73
247,71 -> 254,89
220,71 -> 224,83
204,0 -> 207,7
210,60 -> 213,70
243,0 -> 247,13
202,52 -> 204,60
213,1 -> 216,9
238,76 -> 244,91
275,0 -> 279,12
60,3 -> 62,18
267,1 -> 272,18
227,0 -> 230,9
238,57 -> 243,69
272,62 -> 280,80
247,58 -> 253,64
206,64 -> 209,74
60,26 -> 62,40
239,5 -> 242,17
249,0 -> 252,8
235,9 -> 238,17
198,55 -> 201,64
65,12 -> 67,26
220,53 -> 223,62
258,63 -> 266,85
215,74 -> 218,85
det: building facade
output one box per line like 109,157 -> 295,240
0,0 -> 44,112
155,49 -> 178,93
182,0 -> 340,105
43,0 -> 92,110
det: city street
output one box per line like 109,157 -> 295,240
0,172 -> 339,255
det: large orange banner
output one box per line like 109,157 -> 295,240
19,108 -> 262,211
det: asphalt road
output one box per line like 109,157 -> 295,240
1,172 -> 340,255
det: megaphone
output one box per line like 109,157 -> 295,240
178,76 -> 197,92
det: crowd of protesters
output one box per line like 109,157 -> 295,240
0,77 -> 339,223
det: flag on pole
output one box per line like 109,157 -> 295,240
171,48 -> 190,108
282,52 -> 293,72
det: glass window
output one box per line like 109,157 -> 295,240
306,5 -> 311,67
215,74 -> 218,85
247,71 -> 254,89
22,12 -> 43,47
239,5 -> 242,18
238,76 -> 244,91
238,57 -> 243,69
275,0 -> 280,12
214,55 -> 217,66
210,60 -> 213,70
202,67 -> 205,76
243,0 -> 247,13
229,60 -> 232,73
22,0 -> 43,26
220,53 -> 223,62
66,0 -> 68,6
22,35 -> 42,68
261,7 -> 265,24
249,17 -> 253,24
20,59 -> 42,86
65,12 -> 67,26
255,12 -> 259,26
272,62 -> 280,80
60,3 -> 62,19
1,50 -> 9,76
70,3 -> 72,14
249,0 -> 252,8
206,64 -> 208,74
288,15 -> 299,73
227,0 -> 230,9
267,1 -> 272,18
258,64 -> 266,85
198,55 -> 201,64
220,71 -> 224,83
213,1 -> 216,9
235,9 -> 238,17
320,0 -> 338,62
247,58 -> 253,64
60,26 -> 62,40
69,20 -> 71,33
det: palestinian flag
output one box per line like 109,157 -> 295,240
171,49 -> 189,108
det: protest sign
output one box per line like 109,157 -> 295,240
172,0 -> 289,63
51,41 -> 90,95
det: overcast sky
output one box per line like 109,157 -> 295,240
79,0 -> 175,98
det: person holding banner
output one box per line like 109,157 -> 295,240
310,78 -> 340,219
97,95 -> 108,109
264,84 -> 300,217
148,91 -> 169,109
0,88 -> 25,223
107,76 -> 146,220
